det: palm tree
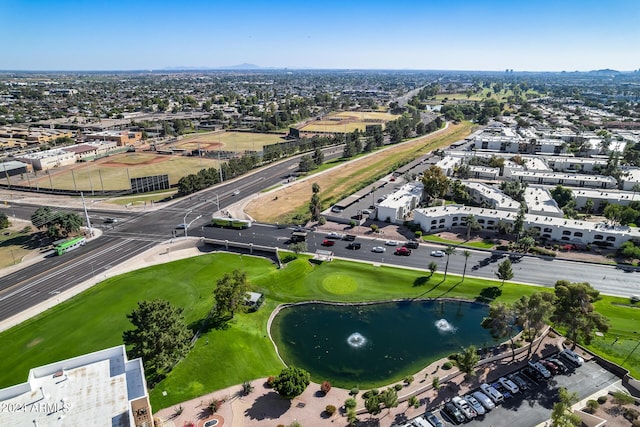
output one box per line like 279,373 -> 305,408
465,215 -> 481,241
462,250 -> 471,281
428,261 -> 438,277
443,245 -> 457,281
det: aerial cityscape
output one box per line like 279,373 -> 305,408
0,1 -> 639,427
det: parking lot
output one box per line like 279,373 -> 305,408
426,358 -> 621,427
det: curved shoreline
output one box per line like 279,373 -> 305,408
266,297 -> 490,387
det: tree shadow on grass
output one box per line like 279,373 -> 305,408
475,286 -> 503,303
188,311 -> 231,336
244,391 -> 292,420
413,275 -> 432,287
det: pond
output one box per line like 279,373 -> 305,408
270,300 -> 498,388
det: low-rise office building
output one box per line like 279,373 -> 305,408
15,148 -> 76,171
0,345 -> 153,427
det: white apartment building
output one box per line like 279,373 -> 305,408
572,188 -> 640,211
0,345 -> 153,427
506,170 -> 617,189
464,182 -> 520,212
543,156 -> 607,173
377,182 -> 424,223
524,186 -> 564,218
413,204 -> 640,247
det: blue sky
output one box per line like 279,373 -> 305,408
1,0 -> 638,71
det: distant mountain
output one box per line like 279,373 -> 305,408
218,63 -> 261,70
588,68 -> 620,74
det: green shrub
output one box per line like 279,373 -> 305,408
612,391 -> 635,405
415,231 -> 423,238
267,376 -> 276,387
530,246 -> 557,257
442,362 -> 453,370
344,398 -> 357,410
585,400 -> 599,414
597,395 -> 608,404
408,395 -> 419,408
632,420 -> 640,427
318,216 -> 327,225
403,375 -> 414,385
349,387 -> 359,397
432,376 -> 440,389
394,383 -> 403,391
325,405 -> 337,416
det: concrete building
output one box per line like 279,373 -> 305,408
0,345 -> 153,427
620,167 -> 640,192
413,204 -> 640,247
0,160 -> 30,177
524,186 -> 564,218
506,170 -> 617,189
467,165 -> 500,180
377,182 -> 424,224
464,182 -> 520,212
15,148 -> 76,171
543,156 -> 607,173
85,130 -> 142,146
572,188 -> 640,211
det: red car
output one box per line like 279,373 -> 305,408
322,239 -> 335,246
395,247 -> 411,256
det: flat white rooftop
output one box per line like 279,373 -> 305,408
0,345 -> 147,427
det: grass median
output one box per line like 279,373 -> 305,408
0,252 -> 636,410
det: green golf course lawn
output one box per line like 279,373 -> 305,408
0,252 -> 637,410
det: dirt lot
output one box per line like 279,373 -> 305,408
245,122 -> 474,223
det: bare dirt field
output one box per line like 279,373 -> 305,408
28,152 -> 220,191
245,122 -> 474,223
176,131 -> 286,152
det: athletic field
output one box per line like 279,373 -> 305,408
299,111 -> 399,133
29,152 -> 220,192
175,131 -> 285,152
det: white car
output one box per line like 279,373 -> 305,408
371,246 -> 386,253
464,394 -> 486,415
431,250 -> 445,257
384,240 -> 398,246
175,223 -> 188,229
498,377 -> 520,394
326,232 -> 343,239
479,383 -> 504,404
232,189 -> 240,196
451,396 -> 477,420
471,391 -> 495,410
560,349 -> 584,366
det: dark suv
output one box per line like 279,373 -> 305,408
346,242 -> 361,250
404,241 -> 419,249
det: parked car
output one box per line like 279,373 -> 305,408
371,246 -> 386,253
346,242 -> 361,250
424,411 -> 444,427
479,383 -> 504,404
528,360 -> 552,379
430,250 -> 445,257
385,240 -> 398,246
507,372 -> 530,391
521,366 -> 544,383
395,247 -> 412,256
442,401 -> 466,424
452,396 -> 477,420
326,232 -> 343,239
498,377 -> 520,394
331,205 -> 342,212
342,234 -> 357,241
547,357 -> 569,373
362,209 -> 372,215
492,382 -> 512,399
560,349 -> 584,367
471,391 -> 495,411
404,241 -> 420,249
410,416 -> 431,427
322,239 -> 335,246
464,394 -> 486,415
541,359 -> 560,375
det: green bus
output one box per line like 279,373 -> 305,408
55,236 -> 87,256
211,216 -> 252,229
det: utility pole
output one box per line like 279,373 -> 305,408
81,192 -> 93,237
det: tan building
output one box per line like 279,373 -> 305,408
15,148 -> 76,171
85,130 -> 142,146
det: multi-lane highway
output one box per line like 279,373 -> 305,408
1,148 -> 638,325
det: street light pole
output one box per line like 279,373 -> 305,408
183,210 -> 192,238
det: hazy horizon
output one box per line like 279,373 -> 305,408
2,0 -> 638,72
